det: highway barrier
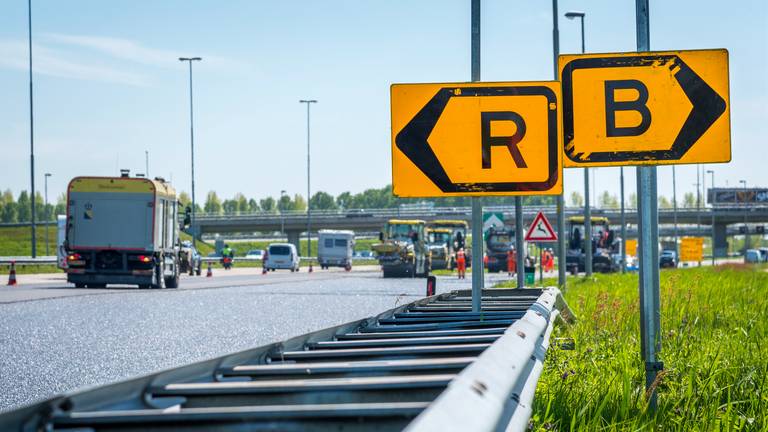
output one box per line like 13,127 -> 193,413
0,287 -> 572,431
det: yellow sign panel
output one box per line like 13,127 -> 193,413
625,239 -> 638,256
680,237 -> 704,262
390,82 -> 562,197
559,49 -> 730,167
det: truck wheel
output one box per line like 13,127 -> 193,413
88,283 -> 106,288
138,284 -> 150,289
165,263 -> 180,289
75,283 -> 86,288
152,265 -> 165,289
196,264 -> 202,276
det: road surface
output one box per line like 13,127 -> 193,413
0,266 -> 512,412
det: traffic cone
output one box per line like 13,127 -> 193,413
7,261 -> 17,286
206,262 -> 212,277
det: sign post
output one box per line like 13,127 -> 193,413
558,2 -> 730,408
470,0 -> 482,313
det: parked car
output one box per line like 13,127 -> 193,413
758,247 -> 768,262
245,249 -> 265,260
264,243 -> 300,272
179,241 -> 202,276
744,249 -> 761,264
659,250 -> 677,268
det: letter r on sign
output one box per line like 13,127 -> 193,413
481,111 -> 527,169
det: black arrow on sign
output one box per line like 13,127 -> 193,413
561,54 -> 727,163
395,86 -> 559,193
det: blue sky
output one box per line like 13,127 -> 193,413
0,0 -> 765,205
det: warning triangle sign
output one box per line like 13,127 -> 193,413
524,211 -> 558,242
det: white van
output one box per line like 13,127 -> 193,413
318,230 -> 355,270
265,243 -> 300,272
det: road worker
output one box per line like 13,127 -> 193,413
507,246 -> 517,276
456,248 -> 466,279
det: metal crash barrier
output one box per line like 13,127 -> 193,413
0,288 -> 573,431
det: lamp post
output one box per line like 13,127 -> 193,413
28,0 -> 37,258
179,57 -> 202,246
565,10 -> 591,276
44,172 -> 51,256
280,190 -> 287,236
707,170 -> 715,265
299,99 -> 317,257
739,179 -> 748,253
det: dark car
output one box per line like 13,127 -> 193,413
659,250 -> 677,268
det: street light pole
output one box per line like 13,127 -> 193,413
28,0 -> 37,258
179,57 -> 202,247
299,99 -> 317,258
565,10 -> 591,277
280,190 -> 287,236
707,170 -> 715,265
145,150 -> 149,178
740,179 -> 748,253
44,173 -> 51,256
552,0 -> 567,288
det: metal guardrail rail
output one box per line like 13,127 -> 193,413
0,287 -> 572,431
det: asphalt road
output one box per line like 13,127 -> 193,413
0,267 -> 511,412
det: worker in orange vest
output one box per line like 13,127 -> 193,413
456,248 -> 467,279
507,246 -> 517,277
545,248 -> 555,272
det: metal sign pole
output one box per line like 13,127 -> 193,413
620,167 -> 627,273
635,0 -> 662,410
552,0 -> 566,289
515,197 -> 525,288
470,0 -> 483,312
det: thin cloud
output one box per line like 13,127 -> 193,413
0,40 -> 149,86
44,33 -> 246,71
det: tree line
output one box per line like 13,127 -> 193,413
0,185 -> 705,222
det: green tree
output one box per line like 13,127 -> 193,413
234,193 -> 248,213
682,192 -> 696,208
260,197 -> 277,213
570,191 -> 584,207
17,191 -> 30,222
54,193 -> 66,218
222,199 -> 238,215
336,191 -> 352,209
310,191 -> 337,210
659,195 -> 673,209
248,199 -> 260,213
599,191 -> 619,209
292,194 -> 307,211
178,191 -> 191,208
628,193 -> 638,208
204,191 -> 222,214
278,194 -> 292,212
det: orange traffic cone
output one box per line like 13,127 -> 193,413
206,262 -> 212,277
7,261 -> 17,286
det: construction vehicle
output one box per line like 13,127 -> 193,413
426,227 -> 453,270
63,173 -> 182,289
428,219 -> 471,269
372,219 -> 431,278
565,216 -> 620,274
485,226 -> 525,273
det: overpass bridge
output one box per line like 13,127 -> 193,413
192,206 -> 768,257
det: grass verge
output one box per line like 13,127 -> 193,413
524,265 -> 767,430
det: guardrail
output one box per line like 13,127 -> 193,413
0,287 -> 572,431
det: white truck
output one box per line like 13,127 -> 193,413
63,174 -> 182,289
318,229 -> 355,270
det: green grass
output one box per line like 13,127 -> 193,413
0,225 -> 57,256
523,265 -> 767,430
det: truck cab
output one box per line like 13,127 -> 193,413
485,226 -> 523,273
64,174 -> 181,289
426,228 -> 453,270
428,220 -> 471,269
372,219 -> 431,278
565,216 -> 619,274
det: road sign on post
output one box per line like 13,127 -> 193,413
390,82 -> 563,197
525,211 -> 558,242
680,237 -> 704,262
625,239 -> 638,257
559,49 -> 730,167
483,212 -> 504,235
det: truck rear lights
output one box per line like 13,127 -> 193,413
138,255 -> 152,263
67,253 -> 85,266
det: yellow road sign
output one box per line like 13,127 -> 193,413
680,237 -> 704,262
559,49 -> 730,167
625,239 -> 638,257
390,82 -> 562,197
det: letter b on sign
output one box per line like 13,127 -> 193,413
604,79 -> 651,137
